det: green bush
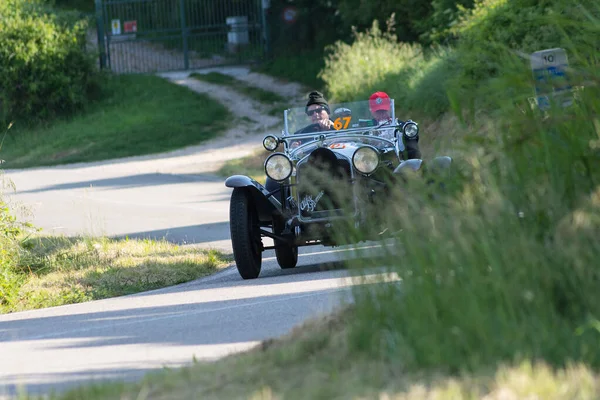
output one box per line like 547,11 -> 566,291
320,20 -> 424,102
253,49 -> 325,90
0,0 -> 99,125
319,19 -> 454,117
0,162 -> 28,310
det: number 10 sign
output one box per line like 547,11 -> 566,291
530,48 -> 572,110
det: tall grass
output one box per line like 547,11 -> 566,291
342,17 -> 600,374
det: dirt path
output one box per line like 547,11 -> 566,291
152,67 -> 308,175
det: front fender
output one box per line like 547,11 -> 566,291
225,175 -> 281,221
225,175 -> 261,188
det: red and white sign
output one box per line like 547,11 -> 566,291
124,20 -> 137,33
282,7 -> 297,24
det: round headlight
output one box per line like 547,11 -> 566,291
352,146 -> 379,175
263,135 -> 279,151
403,122 -> 419,138
265,153 -> 292,181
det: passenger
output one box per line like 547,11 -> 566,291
369,91 -> 421,160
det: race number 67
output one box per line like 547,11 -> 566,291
333,117 -> 351,130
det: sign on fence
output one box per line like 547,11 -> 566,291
124,21 -> 137,33
530,48 -> 573,110
111,19 -> 121,35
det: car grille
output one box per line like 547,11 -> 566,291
295,148 -> 353,219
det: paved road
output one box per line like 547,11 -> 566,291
0,146 -> 391,398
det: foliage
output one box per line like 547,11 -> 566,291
450,0 -> 600,111
418,0 -> 476,44
320,19 -> 419,103
344,21 -> 600,374
48,0 -> 95,13
319,19 -> 453,117
252,50 -> 325,91
0,0 -> 99,125
0,158 -> 32,310
336,0 -> 433,43
266,0 -> 344,55
265,0 -> 478,58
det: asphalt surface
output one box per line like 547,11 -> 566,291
0,149 -> 392,398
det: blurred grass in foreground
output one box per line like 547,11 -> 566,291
342,18 -> 600,374
53,310 -> 600,399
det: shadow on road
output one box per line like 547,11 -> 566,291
0,286 -> 353,346
16,172 -> 224,194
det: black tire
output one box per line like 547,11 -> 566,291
230,188 -> 262,279
273,218 -> 298,269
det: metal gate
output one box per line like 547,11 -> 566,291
94,0 -> 268,73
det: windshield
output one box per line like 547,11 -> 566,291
283,99 -> 396,136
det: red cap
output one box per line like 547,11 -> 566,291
369,91 -> 391,113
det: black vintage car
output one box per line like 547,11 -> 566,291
225,99 -> 451,279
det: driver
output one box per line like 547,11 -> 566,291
294,91 -> 335,134
369,91 -> 421,160
266,91 -> 335,193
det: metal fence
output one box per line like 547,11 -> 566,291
94,0 -> 267,73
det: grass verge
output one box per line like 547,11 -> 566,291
1,235 -> 232,313
0,74 -> 231,169
190,72 -> 286,116
54,308 -> 600,400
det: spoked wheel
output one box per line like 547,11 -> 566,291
272,218 -> 298,269
230,188 -> 263,279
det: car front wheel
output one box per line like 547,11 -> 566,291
273,218 -> 298,269
230,188 -> 262,279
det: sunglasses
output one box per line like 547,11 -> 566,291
306,106 -> 327,116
